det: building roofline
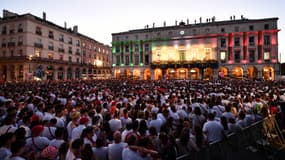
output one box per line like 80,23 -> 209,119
1,10 -> 110,46
112,17 -> 279,35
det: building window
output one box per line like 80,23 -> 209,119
116,55 -> 120,65
2,50 -> 6,57
10,50 -> 14,57
116,36 -> 120,41
35,27 -> 42,35
48,52 -> 54,59
220,38 -> 226,48
48,42 -> 53,51
220,51 -> 226,62
69,56 -> 72,62
48,31 -> 54,39
125,45 -> 129,52
264,24 -> 269,30
249,36 -> 255,46
76,58 -> 80,63
144,44 -> 150,52
59,34 -> 64,42
264,51 -> 270,61
135,35 -> 138,40
2,26 -> 7,34
18,49 -> 23,56
249,25 -> 254,31
68,37 -> 72,44
234,50 -> 240,63
192,29 -> 197,34
134,44 -> 139,52
18,36 -> 23,46
234,26 -> 239,32
115,46 -> 120,53
249,50 -> 255,63
168,31 -> 173,36
145,34 -> 148,39
157,32 -> 161,38
125,36 -> 128,40
221,28 -> 225,33
68,47 -> 72,54
145,54 -> 149,65
264,35 -> 270,45
134,54 -> 139,65
35,49 -> 41,57
59,44 -> 64,53
76,40 -> 80,46
234,37 -> 240,47
59,55 -> 63,60
204,48 -> 211,60
18,24 -> 23,32
1,38 -> 6,47
125,55 -> 130,65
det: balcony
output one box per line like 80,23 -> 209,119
17,42 -> 23,46
9,30 -> 14,34
34,43 -> 43,48
36,31 -> 42,35
68,50 -> 72,54
2,31 -> 6,35
68,41 -> 72,45
58,48 -> 65,53
150,60 -> 219,69
59,38 -> 64,42
48,35 -> 54,39
18,28 -> 23,33
76,51 -> 81,55
48,46 -> 54,50
1,43 -> 6,48
76,43 -> 80,47
7,42 -> 16,47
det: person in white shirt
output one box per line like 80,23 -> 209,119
122,122 -> 133,142
26,125 -> 50,152
49,127 -> 66,148
42,118 -> 57,140
109,111 -> 122,132
149,112 -> 162,133
71,117 -> 89,140
66,111 -> 80,140
202,113 -> 224,143
92,138 -> 108,160
42,105 -> 54,122
65,138 -> 83,160
222,105 -> 235,122
108,131 -> 128,160
0,117 -> 17,136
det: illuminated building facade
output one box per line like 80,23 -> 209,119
0,10 -> 111,82
112,17 -> 280,80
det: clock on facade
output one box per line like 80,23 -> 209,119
179,30 -> 185,35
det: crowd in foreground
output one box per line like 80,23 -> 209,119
0,79 -> 285,160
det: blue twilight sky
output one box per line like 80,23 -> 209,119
1,0 -> 285,62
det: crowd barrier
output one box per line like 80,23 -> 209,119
176,113 -> 285,160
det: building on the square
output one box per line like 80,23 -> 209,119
0,10 -> 111,82
112,16 -> 280,80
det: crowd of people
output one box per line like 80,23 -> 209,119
0,79 -> 284,160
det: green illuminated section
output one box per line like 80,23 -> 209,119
140,63 -> 144,66
120,64 -> 125,67
112,47 -> 116,54
112,64 -> 116,67
130,63 -> 134,67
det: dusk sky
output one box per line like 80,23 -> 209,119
1,0 -> 284,62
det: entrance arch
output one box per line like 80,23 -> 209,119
124,69 -> 131,79
263,66 -> 274,80
189,68 -> 200,80
114,69 -> 120,79
58,67 -> 64,80
232,66 -> 243,79
247,66 -> 258,79
144,69 -> 151,80
218,67 -> 229,78
176,68 -> 188,79
133,69 -> 141,79
154,68 -> 163,80
204,67 -> 214,80
166,68 -> 176,80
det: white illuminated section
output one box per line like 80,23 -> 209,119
94,60 -> 103,66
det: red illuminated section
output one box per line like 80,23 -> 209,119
243,32 -> 248,62
228,33 -> 233,63
258,31 -> 263,60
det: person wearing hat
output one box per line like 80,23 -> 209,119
40,146 -> 58,160
66,111 -> 80,141
71,117 -> 89,140
25,125 -> 50,152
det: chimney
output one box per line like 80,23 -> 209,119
194,19 -> 197,24
187,19 -> 189,25
199,17 -> 202,23
163,21 -> 166,27
43,12 -> 46,20
3,10 -> 18,18
153,22 -> 155,28
212,16 -> 216,22
64,22 -> 67,29
175,20 -> 177,26
73,25 -> 78,33
233,15 -> 235,20
230,16 -> 232,20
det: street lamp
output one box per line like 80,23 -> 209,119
28,55 -> 33,80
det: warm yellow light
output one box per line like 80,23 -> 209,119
95,60 -> 103,66
174,44 -> 178,49
190,69 -> 196,73
186,44 -> 190,49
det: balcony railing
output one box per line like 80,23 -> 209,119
36,31 -> 42,35
34,43 -> 43,48
1,43 -> 6,47
68,41 -> 72,45
59,38 -> 64,42
2,31 -> 6,35
58,48 -> 65,53
68,50 -> 72,54
150,60 -> 219,69
7,42 -> 16,47
48,46 -> 54,50
17,42 -> 23,46
9,30 -> 14,34
48,35 -> 54,39
18,28 -> 23,33
76,51 -> 80,55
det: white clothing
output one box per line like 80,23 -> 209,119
0,124 -> 17,136
41,126 -> 56,139
149,119 -> 162,133
109,119 -> 122,132
108,142 -> 128,160
92,147 -> 108,160
26,136 -> 50,151
202,120 -> 224,143
49,139 -> 65,148
71,124 -> 86,140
